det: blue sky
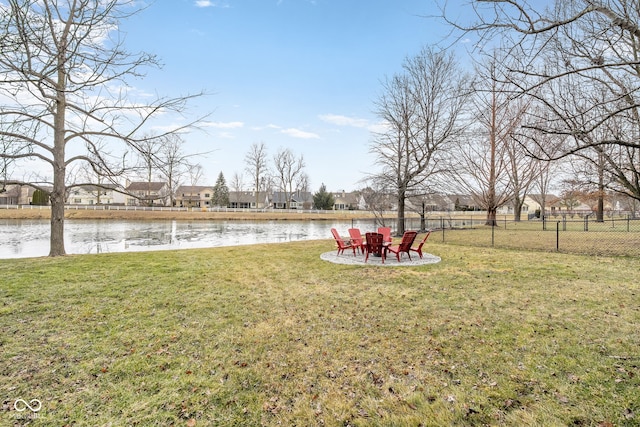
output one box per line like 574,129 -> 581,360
120,0 -> 457,192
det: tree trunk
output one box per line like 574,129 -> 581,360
513,195 -> 523,221
50,54 -> 67,257
396,192 -> 406,236
486,207 -> 497,227
597,155 -> 605,222
596,194 -> 604,222
49,181 -> 66,257
419,201 -> 426,231
49,133 -> 67,256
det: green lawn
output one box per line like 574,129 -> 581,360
1,239 -> 638,426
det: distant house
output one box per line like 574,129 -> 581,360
0,184 -> 46,205
67,184 -> 122,205
228,191 -> 270,209
270,191 -> 313,209
406,193 -> 456,212
125,181 -> 170,206
174,185 -> 214,208
332,191 -> 362,210
0,185 -> 27,205
548,196 -> 592,217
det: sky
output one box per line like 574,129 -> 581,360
117,0 -> 459,192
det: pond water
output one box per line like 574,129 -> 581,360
0,219 -> 358,259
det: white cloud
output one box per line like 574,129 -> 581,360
319,113 -> 388,133
195,1 -> 229,7
319,114 -> 369,128
204,121 -> 244,129
281,128 -> 320,139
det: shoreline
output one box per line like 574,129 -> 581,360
0,207 -> 376,221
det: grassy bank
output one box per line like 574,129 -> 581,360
1,241 -> 638,426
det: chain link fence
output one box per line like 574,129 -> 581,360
349,215 -> 640,257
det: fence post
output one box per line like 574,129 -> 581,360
556,221 -> 560,251
584,216 -> 589,232
491,223 -> 495,247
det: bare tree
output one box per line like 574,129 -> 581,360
188,164 -> 204,187
530,135 -> 562,219
0,135 -> 19,190
449,54 -> 540,225
442,0 -> 640,202
244,141 -> 269,209
155,134 -> 197,208
0,1 -> 206,256
273,147 -> 305,209
230,172 -> 244,206
296,172 -> 310,193
358,184 -> 393,227
134,136 -> 164,206
371,46 -> 470,235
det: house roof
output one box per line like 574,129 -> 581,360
175,185 -> 213,195
527,194 -> 560,205
126,182 -> 166,192
1,185 -> 21,197
228,191 -> 269,203
79,184 -> 118,192
271,191 -> 313,204
333,191 -> 360,205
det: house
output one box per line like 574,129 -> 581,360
451,194 -> 481,211
0,185 -> 28,205
124,181 -> 170,206
547,197 -> 592,217
524,194 -> 559,215
332,191 -> 362,210
406,193 -> 456,212
67,184 -> 122,205
270,191 -> 313,209
0,184 -> 47,205
174,185 -> 214,208
228,191 -> 270,209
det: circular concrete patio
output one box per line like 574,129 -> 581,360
320,250 -> 441,267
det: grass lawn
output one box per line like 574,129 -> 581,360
1,239 -> 638,426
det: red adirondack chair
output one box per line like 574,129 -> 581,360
387,231 -> 418,262
331,228 -> 356,256
364,232 -> 385,263
377,227 -> 392,243
348,228 -> 365,254
410,230 -> 432,259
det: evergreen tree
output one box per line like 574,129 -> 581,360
212,172 -> 229,207
32,189 -> 49,205
313,183 -> 335,210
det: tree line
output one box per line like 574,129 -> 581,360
370,0 -> 640,235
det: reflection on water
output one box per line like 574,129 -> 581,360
0,219 -> 355,259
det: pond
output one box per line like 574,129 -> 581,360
0,219 -> 358,259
